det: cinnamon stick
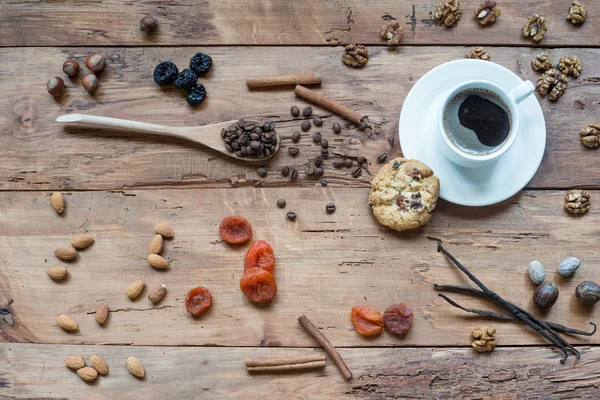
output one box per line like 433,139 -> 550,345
298,315 -> 352,380
294,85 -> 366,126
246,72 -> 322,88
245,354 -> 326,367
246,360 -> 326,373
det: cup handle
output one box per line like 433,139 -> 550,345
509,80 -> 535,104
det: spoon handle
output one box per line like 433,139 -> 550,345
55,113 -> 183,137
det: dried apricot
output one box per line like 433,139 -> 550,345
244,240 -> 275,273
219,216 -> 253,244
185,286 -> 212,317
351,306 -> 384,336
240,267 -> 277,303
383,303 -> 413,336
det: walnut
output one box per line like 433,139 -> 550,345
381,21 -> 404,45
549,81 -> 567,101
474,1 -> 500,25
567,1 -> 587,25
342,44 -> 369,68
581,124 -> 600,148
532,53 -> 554,72
472,326 -> 496,353
523,14 -> 548,42
565,189 -> 591,215
465,47 -> 491,61
558,55 -> 582,78
536,68 -> 568,98
435,0 -> 462,27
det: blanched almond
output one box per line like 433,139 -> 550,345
71,234 -> 94,249
147,254 -> 169,269
77,366 -> 98,382
149,234 -> 163,254
55,246 -> 78,261
90,354 -> 109,375
47,266 -> 68,280
148,284 -> 166,304
154,222 -> 174,238
57,314 -> 78,331
64,356 -> 85,370
50,192 -> 64,214
95,303 -> 109,325
126,280 -> 145,299
126,356 -> 145,378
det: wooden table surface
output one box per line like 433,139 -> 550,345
1,1 -> 600,398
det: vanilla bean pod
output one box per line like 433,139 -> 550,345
435,241 -> 578,362
438,292 -> 596,336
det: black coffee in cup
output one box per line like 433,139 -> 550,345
443,88 -> 511,156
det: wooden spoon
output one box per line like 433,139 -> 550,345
55,113 -> 280,162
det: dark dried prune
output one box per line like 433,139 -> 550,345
174,69 -> 198,91
186,84 -> 207,106
189,52 -> 213,74
153,61 -> 179,85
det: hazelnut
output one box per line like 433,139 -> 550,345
82,74 -> 99,93
62,59 -> 80,78
47,77 -> 65,97
140,15 -> 158,32
85,53 -> 105,73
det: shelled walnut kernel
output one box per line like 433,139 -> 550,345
581,124 -> 600,148
342,44 -> 369,68
558,56 -> 582,78
435,0 -> 462,27
536,69 -> 568,101
472,326 -> 497,353
565,189 -> 591,215
567,1 -> 587,25
381,21 -> 404,45
532,53 -> 553,72
474,1 -> 500,25
465,47 -> 491,61
523,14 -> 547,42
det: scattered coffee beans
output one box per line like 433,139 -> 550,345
378,152 -> 387,163
288,146 -> 300,156
357,156 -> 366,165
306,165 -> 315,176
333,122 -> 341,134
277,199 -> 286,208
314,155 -> 324,167
287,211 -> 297,220
291,106 -> 300,117
326,203 -> 336,213
312,132 -> 322,143
344,159 -> 353,168
291,131 -> 301,143
301,121 -> 311,131
257,167 -> 267,177
321,179 -> 328,186
351,166 -> 362,178
320,139 -> 329,149
313,117 -> 323,127
333,159 -> 345,169
281,165 -> 290,177
321,149 -> 329,157
290,168 -> 298,180
302,106 -> 313,117
222,120 -> 277,159
314,167 -> 324,177
388,137 -> 395,147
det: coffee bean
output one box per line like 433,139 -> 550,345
314,167 -> 324,177
291,106 -> 300,117
305,165 -> 315,176
277,199 -> 286,208
321,149 -> 329,157
357,156 -> 366,165
333,159 -> 345,169
250,133 -> 260,141
290,168 -> 298,180
249,141 -> 261,150
378,152 -> 387,163
359,122 -> 368,131
288,146 -> 299,156
302,106 -> 313,117
333,122 -> 341,134
238,119 -> 245,128
301,121 -> 311,132
345,159 -> 353,168
321,179 -> 328,186
235,150 -> 243,157
263,121 -> 275,132
225,144 -> 233,153
221,129 -> 227,138
351,166 -> 362,178
325,203 -> 336,213
314,154 -> 324,167
291,131 -> 301,143
281,165 -> 290,177
320,139 -> 329,149
388,136 -> 395,147
257,167 -> 267,177
312,131 -> 322,143
313,117 -> 323,127
286,211 -> 297,220
244,123 -> 255,132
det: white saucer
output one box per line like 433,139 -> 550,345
399,59 -> 546,207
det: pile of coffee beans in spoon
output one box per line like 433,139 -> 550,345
221,119 -> 277,159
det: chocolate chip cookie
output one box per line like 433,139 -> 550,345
369,157 -> 440,231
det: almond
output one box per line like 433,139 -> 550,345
148,284 -> 167,304
77,366 -> 98,382
71,234 -> 94,249
126,280 -> 145,299
57,314 -> 78,331
154,222 -> 174,238
95,303 -> 109,325
64,356 -> 85,370
90,354 -> 109,375
55,246 -> 78,261
147,254 -> 169,269
50,192 -> 64,214
149,234 -> 164,255
126,356 -> 145,378
46,266 -> 68,280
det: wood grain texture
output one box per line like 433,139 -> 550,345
1,188 -> 599,347
1,1 -> 599,47
2,46 -> 600,191
2,343 -> 600,399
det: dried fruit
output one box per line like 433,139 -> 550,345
435,0 -> 462,27
148,284 -> 167,304
126,280 -> 145,299
558,55 -> 582,78
71,234 -> 94,250
465,47 -> 491,61
558,257 -> 581,277
528,260 -> 545,285
533,281 -> 559,309
567,1 -> 587,25
90,354 -> 109,375
187,84 -> 207,106
380,20 -> 404,45
581,124 -> 600,148
153,61 -> 179,85
523,14 -> 547,42
351,306 -> 384,336
126,357 -> 145,378
474,0 -> 500,25
219,216 -> 253,244
240,267 -> 277,303
189,52 -> 213,74
576,281 -> 600,305
565,189 -> 591,214
148,254 -> 169,269
532,53 -> 553,72
95,303 -> 109,325
472,326 -> 497,352
55,246 -> 78,261
57,314 -> 78,331
383,303 -> 413,336
64,356 -> 86,370
82,74 -> 99,93
154,222 -> 174,238
536,69 -> 567,98
86,53 -> 105,73
342,44 -> 369,68
140,14 -> 158,31
174,68 -> 198,91
62,59 -> 80,78
185,286 -> 213,316
149,234 -> 164,254
77,366 -> 98,382
47,266 -> 68,281
50,192 -> 64,214
244,240 -> 275,273
47,77 -> 65,97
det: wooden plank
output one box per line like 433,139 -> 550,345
2,343 -> 600,399
1,1 -> 598,47
1,46 -> 599,191
1,188 -> 599,347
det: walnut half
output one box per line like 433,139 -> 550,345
435,0 -> 462,27
536,69 -> 568,101
465,47 -> 491,61
581,124 -> 600,148
523,14 -> 548,42
532,53 -> 553,72
474,1 -> 500,25
381,20 -> 404,45
567,1 -> 587,25
558,55 -> 582,78
472,326 -> 496,353
565,190 -> 591,215
342,44 -> 369,68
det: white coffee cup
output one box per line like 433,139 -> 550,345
437,79 -> 535,168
